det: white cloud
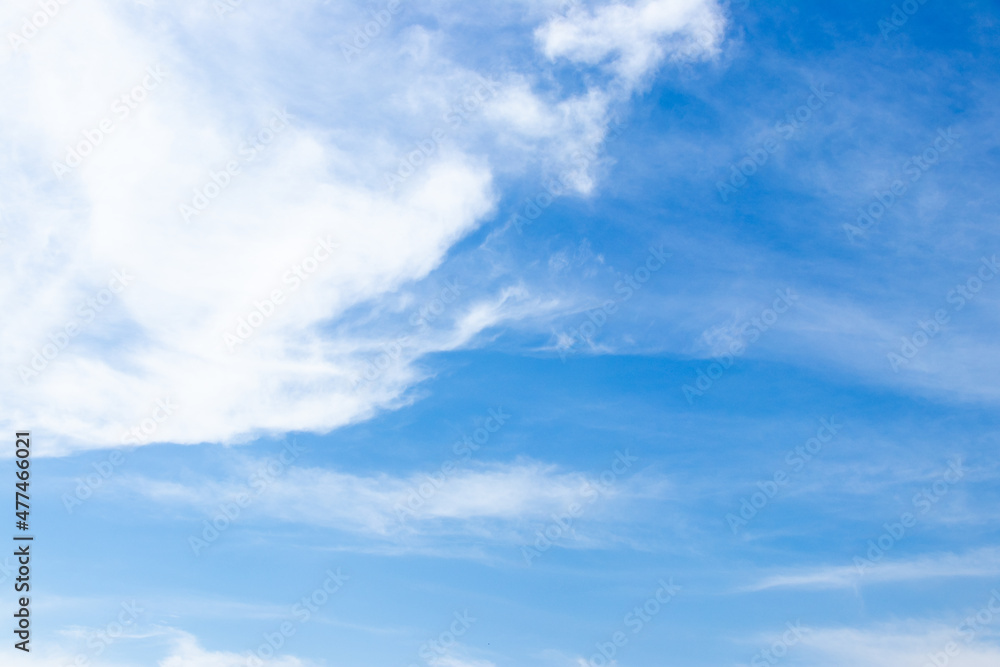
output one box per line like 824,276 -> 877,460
120,455 -> 658,542
0,0 -> 726,455
744,547 -> 1000,591
792,623 -> 1000,667
536,0 -> 725,85
158,631 -> 310,667
12,628 -> 312,667
428,652 -> 497,667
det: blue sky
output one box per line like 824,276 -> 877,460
2,0 -> 1000,665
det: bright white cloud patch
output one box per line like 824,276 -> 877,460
428,654 -> 496,667
158,631 -> 311,667
537,0 -> 725,84
0,0 -> 725,454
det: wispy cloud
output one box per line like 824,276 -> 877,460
118,454 -> 664,547
743,547 -> 1000,591
792,622 -> 1000,667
